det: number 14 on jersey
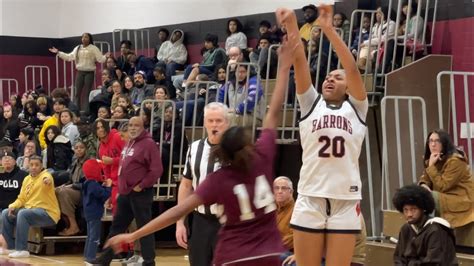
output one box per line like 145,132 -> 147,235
233,175 -> 276,221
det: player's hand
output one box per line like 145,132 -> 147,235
275,8 -> 299,48
104,233 -> 135,253
316,5 -> 334,31
175,222 -> 188,249
282,254 -> 295,265
428,152 -> 442,167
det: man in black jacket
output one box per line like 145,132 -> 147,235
0,151 -> 28,224
392,184 -> 458,265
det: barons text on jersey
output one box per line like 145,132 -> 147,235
312,114 -> 352,134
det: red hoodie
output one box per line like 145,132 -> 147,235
98,129 -> 125,183
118,130 -> 163,195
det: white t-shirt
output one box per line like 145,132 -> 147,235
297,85 -> 368,200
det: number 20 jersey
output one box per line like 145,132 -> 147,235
298,94 -> 368,200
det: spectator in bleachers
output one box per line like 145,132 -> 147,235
59,109 -> 80,147
205,64 -> 227,104
393,184 -> 458,265
249,33 -> 278,79
117,95 -> 136,117
94,119 -> 125,213
16,140 -> 39,172
49,33 -> 110,112
225,18 -> 248,54
156,29 -> 188,79
116,40 -> 133,75
39,98 -> 66,150
44,125 -> 73,179
308,37 -> 334,92
350,15 -> 371,56
36,96 -> 52,125
82,159 -> 112,263
89,69 -> 112,102
8,95 -> 22,116
18,100 -> 41,131
152,85 -> 172,120
154,28 -> 170,61
127,52 -> 156,83
1,155 -> 60,258
357,6 -> 396,72
105,56 -> 124,82
299,4 -> 318,41
55,141 -> 88,236
0,151 -> 28,222
395,2 -> 425,66
177,74 -> 210,126
16,128 -> 36,157
258,20 -> 282,43
0,106 -> 5,141
110,80 -> 124,111
226,46 -> 245,81
153,65 -> 175,99
110,106 -> 129,130
333,12 -> 351,43
0,104 -> 20,148
123,75 -> 134,96
273,176 -> 295,265
51,87 -> 80,118
418,129 -> 474,229
97,106 -> 111,120
130,71 -> 154,107
218,64 -> 265,126
182,33 -> 227,90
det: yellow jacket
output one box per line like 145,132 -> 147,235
9,169 -> 60,223
299,21 -> 318,42
419,153 -> 474,228
39,115 -> 59,149
276,198 -> 294,250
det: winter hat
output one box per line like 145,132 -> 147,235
82,159 -> 103,182
134,70 -> 147,80
1,150 -> 16,160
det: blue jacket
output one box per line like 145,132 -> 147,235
82,180 -> 111,221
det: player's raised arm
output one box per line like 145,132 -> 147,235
317,5 -> 366,101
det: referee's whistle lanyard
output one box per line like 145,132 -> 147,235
118,139 -> 136,176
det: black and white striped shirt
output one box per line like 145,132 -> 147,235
183,138 -> 222,215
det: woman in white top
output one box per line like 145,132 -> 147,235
357,6 -> 396,71
225,18 -> 248,54
279,5 -> 368,266
49,33 -> 110,112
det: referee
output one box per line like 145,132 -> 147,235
175,102 -> 230,266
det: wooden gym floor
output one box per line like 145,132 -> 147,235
0,248 -> 188,265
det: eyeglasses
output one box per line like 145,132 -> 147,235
273,186 -> 291,192
429,139 -> 441,144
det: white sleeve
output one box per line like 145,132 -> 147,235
57,46 -> 78,62
296,84 -> 318,118
348,94 -> 369,121
93,45 -> 106,63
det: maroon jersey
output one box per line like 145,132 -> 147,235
195,128 -> 285,265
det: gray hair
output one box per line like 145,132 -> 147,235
204,102 -> 230,123
274,176 -> 293,191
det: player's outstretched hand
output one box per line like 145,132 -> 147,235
175,222 -> 188,249
276,8 -> 299,47
104,233 -> 135,253
316,5 -> 334,31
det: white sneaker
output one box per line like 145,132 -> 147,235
121,255 -> 144,266
0,248 -> 12,255
8,250 -> 30,258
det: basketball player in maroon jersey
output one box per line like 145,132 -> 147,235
105,11 -> 299,265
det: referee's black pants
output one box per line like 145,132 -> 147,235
189,211 -> 220,266
98,188 -> 155,266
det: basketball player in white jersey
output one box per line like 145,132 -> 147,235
279,5 -> 368,266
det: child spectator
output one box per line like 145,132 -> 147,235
82,159 -> 112,263
156,29 -> 188,78
44,125 -> 73,177
225,18 -> 248,54
59,109 -> 80,147
110,80 -> 124,111
16,127 -> 35,157
351,15 -> 371,56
